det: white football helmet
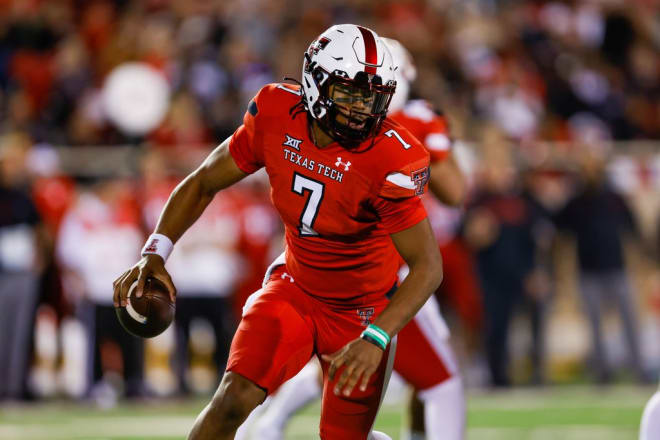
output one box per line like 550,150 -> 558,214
301,24 -> 397,145
381,38 -> 417,113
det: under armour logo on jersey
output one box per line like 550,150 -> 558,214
357,307 -> 375,326
283,134 -> 303,150
335,157 -> 351,171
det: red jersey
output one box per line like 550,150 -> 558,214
229,83 -> 430,303
389,99 -> 452,164
390,99 -> 459,243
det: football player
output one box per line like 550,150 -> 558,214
640,388 -> 660,439
238,38 -> 468,440
113,24 -> 442,440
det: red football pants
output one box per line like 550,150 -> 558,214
227,265 -> 395,439
394,294 -> 459,392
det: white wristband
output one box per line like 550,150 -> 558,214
141,233 -> 173,262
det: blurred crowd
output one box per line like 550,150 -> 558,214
0,0 -> 659,404
1,0 -> 659,147
0,140 -> 285,401
1,135 -> 659,403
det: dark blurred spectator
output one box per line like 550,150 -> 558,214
520,164 -> 561,384
28,145 -> 76,318
0,132 -> 48,400
57,177 -> 145,403
463,136 -> 552,387
555,145 -> 648,383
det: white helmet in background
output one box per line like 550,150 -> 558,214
301,24 -> 397,145
382,38 -> 417,113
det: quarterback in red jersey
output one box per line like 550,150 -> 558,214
237,38 -> 468,440
113,24 -> 441,440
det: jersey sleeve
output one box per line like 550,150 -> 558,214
373,195 -> 428,234
228,89 -> 267,174
373,126 -> 431,233
378,154 -> 430,200
424,115 -> 452,163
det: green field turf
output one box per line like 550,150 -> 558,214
0,385 -> 654,439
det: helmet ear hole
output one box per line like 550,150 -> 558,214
313,68 -> 329,87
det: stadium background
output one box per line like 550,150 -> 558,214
0,0 -> 659,438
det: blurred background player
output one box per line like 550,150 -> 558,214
238,37 -> 469,440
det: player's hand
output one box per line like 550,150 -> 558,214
112,254 -> 177,307
321,338 -> 384,397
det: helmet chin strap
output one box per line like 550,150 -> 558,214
281,76 -> 335,149
308,117 -> 335,149
311,98 -> 384,151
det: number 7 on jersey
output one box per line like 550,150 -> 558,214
292,172 -> 325,237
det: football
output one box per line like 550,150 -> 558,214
115,277 -> 175,338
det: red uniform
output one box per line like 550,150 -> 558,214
389,99 -> 452,165
388,100 -> 463,392
226,83 -> 429,438
392,101 -> 483,335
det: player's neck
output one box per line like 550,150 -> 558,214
309,120 -> 335,149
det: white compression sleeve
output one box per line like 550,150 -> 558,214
640,390 -> 660,440
420,375 -> 466,440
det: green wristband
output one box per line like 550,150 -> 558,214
360,324 -> 390,350
367,324 -> 390,345
360,332 -> 386,350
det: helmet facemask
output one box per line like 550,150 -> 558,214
300,25 -> 398,148
313,69 -> 396,146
